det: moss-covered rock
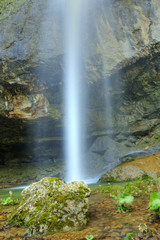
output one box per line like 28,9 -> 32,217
8,177 -> 91,236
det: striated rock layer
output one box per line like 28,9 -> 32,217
1,0 -> 160,184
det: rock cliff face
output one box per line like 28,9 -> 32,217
1,0 -> 160,185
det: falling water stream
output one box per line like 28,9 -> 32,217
43,0 -> 114,184
63,0 -> 86,182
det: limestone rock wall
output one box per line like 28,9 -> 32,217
1,0 -> 160,183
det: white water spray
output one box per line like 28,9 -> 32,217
64,0 -> 86,182
43,0 -> 96,183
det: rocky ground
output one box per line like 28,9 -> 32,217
0,179 -> 160,240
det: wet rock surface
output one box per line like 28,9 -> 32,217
99,151 -> 160,182
8,178 -> 91,236
99,165 -> 146,183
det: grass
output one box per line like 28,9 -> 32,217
89,177 -> 155,195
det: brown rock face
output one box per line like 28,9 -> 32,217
119,153 -> 160,177
1,0 -> 160,185
9,94 -> 49,119
99,151 -> 160,182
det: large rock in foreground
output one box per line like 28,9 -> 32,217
8,177 -> 91,236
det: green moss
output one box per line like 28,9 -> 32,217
50,216 -> 65,230
25,216 -> 37,228
79,185 -> 90,193
50,203 -> 61,210
84,203 -> 88,209
40,177 -> 59,184
8,210 -> 27,226
35,199 -> 43,206
103,176 -> 116,183
39,212 -> 49,223
35,206 -> 43,212
142,174 -> 151,181
0,0 -> 27,20
8,217 -> 23,226
7,178 -> 90,235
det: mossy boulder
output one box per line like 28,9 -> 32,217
8,177 -> 91,236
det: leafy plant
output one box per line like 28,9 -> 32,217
135,178 -> 142,186
112,192 -> 134,213
103,184 -> 112,193
1,197 -> 19,206
148,192 -> 160,216
123,182 -> 140,196
124,232 -> 137,240
0,190 -> 19,206
85,234 -> 94,240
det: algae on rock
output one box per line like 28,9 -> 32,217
8,177 -> 91,236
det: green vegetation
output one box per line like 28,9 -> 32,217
85,235 -> 94,240
89,178 -> 159,238
0,190 -> 20,206
124,232 -> 136,240
148,192 -> 160,216
0,176 -> 158,238
125,223 -> 148,239
7,178 -> 90,235
0,188 -> 22,200
123,182 -> 140,196
91,176 -> 154,196
90,177 -> 156,215
148,177 -> 160,216
111,192 -> 134,213
142,174 -> 152,181
155,124 -> 160,129
0,0 -> 27,20
1,197 -> 19,206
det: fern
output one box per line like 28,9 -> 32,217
148,192 -> 160,215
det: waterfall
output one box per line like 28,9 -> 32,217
63,0 -> 86,182
42,0 -> 98,183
